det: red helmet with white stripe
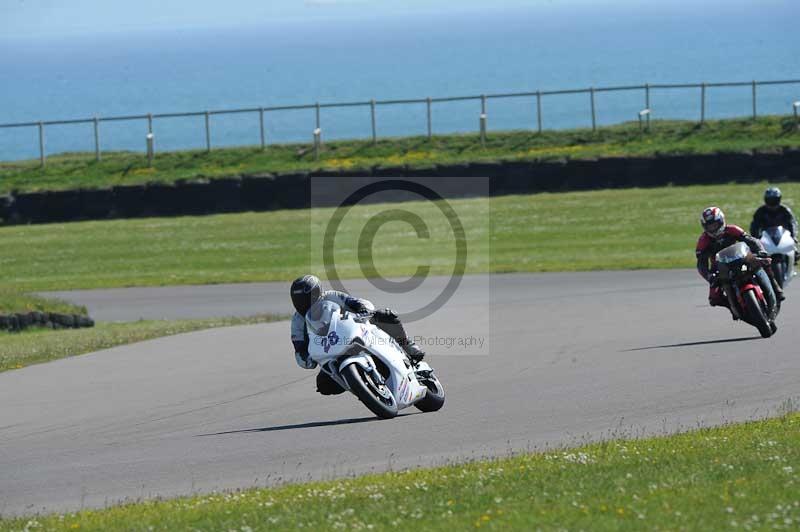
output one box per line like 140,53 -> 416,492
700,207 -> 726,238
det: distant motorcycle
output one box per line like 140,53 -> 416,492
306,300 -> 445,419
716,242 -> 778,338
759,225 -> 795,288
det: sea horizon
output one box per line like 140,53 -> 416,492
2,2 -> 797,160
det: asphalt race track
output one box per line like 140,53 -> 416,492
4,271 -> 799,516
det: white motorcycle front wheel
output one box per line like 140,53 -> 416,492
341,363 -> 398,419
772,257 -> 787,288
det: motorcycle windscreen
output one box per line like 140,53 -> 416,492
716,242 -> 749,264
306,300 -> 340,336
764,226 -> 785,246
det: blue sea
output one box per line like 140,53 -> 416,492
1,2 -> 798,161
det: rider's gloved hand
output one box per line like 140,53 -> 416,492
345,297 -> 373,315
295,351 -> 317,370
755,250 -> 773,266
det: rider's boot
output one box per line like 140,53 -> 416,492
720,287 -> 740,321
774,283 -> 785,302
316,371 -> 345,395
769,269 -> 786,301
762,264 -> 785,301
403,342 -> 426,364
371,308 -> 426,363
723,302 -> 740,321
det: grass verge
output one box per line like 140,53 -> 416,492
0,116 -> 798,194
0,181 -> 796,291
0,289 -> 86,316
2,412 -> 797,530
0,314 -> 285,373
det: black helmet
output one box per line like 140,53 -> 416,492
290,275 -> 321,315
765,187 -> 782,208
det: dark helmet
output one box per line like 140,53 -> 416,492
290,275 -> 321,315
764,187 -> 782,208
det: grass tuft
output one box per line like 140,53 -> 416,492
0,289 -> 86,316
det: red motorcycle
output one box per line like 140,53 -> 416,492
715,242 -> 778,338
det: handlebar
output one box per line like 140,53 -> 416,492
340,307 -> 374,321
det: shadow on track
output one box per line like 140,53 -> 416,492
623,336 -> 761,352
197,413 -> 418,437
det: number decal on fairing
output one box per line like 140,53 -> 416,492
399,375 -> 415,402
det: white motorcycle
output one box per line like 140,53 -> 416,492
759,225 -> 796,288
305,300 -> 445,419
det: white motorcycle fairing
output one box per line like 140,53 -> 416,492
306,301 -> 428,411
760,225 -> 795,287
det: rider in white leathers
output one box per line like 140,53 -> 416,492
289,275 -> 426,395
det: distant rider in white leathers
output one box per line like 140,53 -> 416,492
289,275 -> 426,395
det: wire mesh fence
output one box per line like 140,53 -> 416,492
1,78 -> 799,166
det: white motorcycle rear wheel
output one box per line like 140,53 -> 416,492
414,375 -> 445,412
342,363 -> 398,419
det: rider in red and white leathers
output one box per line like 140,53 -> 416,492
696,207 -> 782,319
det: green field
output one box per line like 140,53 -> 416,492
2,411 -> 797,530
0,314 -> 284,373
0,181 -> 793,292
1,116 -> 797,194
